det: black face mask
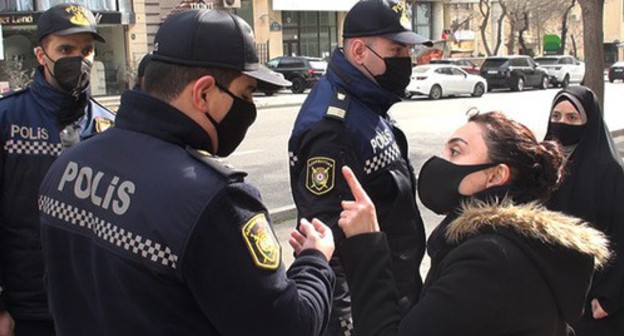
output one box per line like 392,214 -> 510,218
44,51 -> 92,97
363,45 -> 412,97
546,122 -> 586,146
417,156 -> 499,215
205,83 -> 257,157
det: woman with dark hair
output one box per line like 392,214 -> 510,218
545,86 -> 624,335
304,111 -> 611,336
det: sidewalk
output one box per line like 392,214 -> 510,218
252,90 -> 308,110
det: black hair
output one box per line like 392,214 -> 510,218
470,111 -> 565,201
143,61 -> 240,102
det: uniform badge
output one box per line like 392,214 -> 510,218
66,5 -> 91,26
242,213 -> 281,270
306,157 -> 335,195
94,117 -> 114,133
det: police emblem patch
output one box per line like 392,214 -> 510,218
94,117 -> 114,133
306,157 -> 335,196
66,5 -> 90,26
242,213 -> 281,270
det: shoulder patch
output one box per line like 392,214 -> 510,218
94,117 -> 114,133
324,90 -> 350,121
242,213 -> 281,270
306,156 -> 335,195
186,146 -> 247,183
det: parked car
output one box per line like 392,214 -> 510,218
480,55 -> 549,91
406,64 -> 487,100
534,55 -> 585,88
266,56 -> 327,93
429,58 -> 481,75
608,62 -> 624,82
256,72 -> 289,96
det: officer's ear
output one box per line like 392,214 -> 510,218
346,38 -> 368,65
191,75 -> 216,111
34,46 -> 47,67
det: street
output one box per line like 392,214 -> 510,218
230,83 -> 624,269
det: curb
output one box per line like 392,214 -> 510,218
256,102 -> 305,110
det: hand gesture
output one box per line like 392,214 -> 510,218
338,166 -> 380,238
591,298 -> 609,319
289,218 -> 334,262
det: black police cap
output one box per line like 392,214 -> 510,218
152,10 -> 291,87
343,0 -> 432,46
37,4 -> 105,43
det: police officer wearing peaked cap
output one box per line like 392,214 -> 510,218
0,4 -> 114,336
288,1 -> 432,334
38,9 -> 336,336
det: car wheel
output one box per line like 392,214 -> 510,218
512,77 -> 524,91
609,77 -> 615,83
472,83 -> 485,97
561,75 -> 570,88
539,76 -> 549,90
290,77 -> 305,94
429,85 -> 442,100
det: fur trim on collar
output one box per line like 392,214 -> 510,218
445,198 -> 611,268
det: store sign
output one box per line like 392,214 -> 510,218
0,13 -> 36,25
454,30 -> 476,41
273,0 -> 359,11
0,12 -> 121,26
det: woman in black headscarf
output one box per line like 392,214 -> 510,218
545,85 -> 624,335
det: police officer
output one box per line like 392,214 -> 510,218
288,1 -> 432,334
133,53 -> 152,91
38,9 -> 335,336
0,4 -> 114,335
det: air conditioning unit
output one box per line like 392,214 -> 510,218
223,0 -> 241,8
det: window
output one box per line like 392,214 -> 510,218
410,1 -> 432,39
280,11 -> 337,58
450,68 -> 465,76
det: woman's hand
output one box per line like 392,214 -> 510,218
338,166 -> 380,238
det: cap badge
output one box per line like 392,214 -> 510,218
242,213 -> 281,270
66,5 -> 91,26
391,1 -> 412,30
306,157 -> 335,196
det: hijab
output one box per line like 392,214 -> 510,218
545,86 -> 624,226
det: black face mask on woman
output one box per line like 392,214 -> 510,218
204,82 -> 257,157
547,122 -> 585,146
363,45 -> 412,96
417,156 -> 499,215
43,51 -> 92,97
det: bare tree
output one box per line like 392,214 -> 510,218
478,0 -> 494,55
560,0 -> 577,54
578,0 -> 605,108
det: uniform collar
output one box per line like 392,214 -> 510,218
30,67 -> 89,123
115,90 -> 214,152
326,49 -> 401,116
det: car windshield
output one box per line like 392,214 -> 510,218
412,66 -> 431,73
482,58 -> 508,68
309,61 -> 327,70
535,58 -> 559,65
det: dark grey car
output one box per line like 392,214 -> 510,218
480,56 -> 549,91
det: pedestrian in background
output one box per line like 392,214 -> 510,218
333,111 -> 610,336
545,86 -> 624,335
0,4 -> 114,335
38,9 -> 335,336
288,1 -> 432,333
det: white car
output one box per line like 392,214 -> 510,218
406,64 -> 487,100
534,55 -> 585,88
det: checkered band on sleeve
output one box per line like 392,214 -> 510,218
364,142 -> 401,175
3,139 -> 63,156
39,195 -> 179,270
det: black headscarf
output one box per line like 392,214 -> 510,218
545,85 -> 624,316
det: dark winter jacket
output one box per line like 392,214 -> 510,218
340,198 -> 610,336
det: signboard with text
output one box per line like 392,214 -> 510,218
273,0 -> 359,11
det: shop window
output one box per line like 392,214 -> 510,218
235,0 -> 253,28
409,1 -> 432,40
279,11 -> 337,58
0,0 -> 118,12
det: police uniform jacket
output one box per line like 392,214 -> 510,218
340,187 -> 610,336
0,67 -> 114,320
38,90 -> 335,335
288,49 -> 426,309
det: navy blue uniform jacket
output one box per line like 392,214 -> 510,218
38,90 -> 335,335
0,68 -> 114,320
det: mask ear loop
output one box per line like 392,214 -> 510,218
39,46 -> 58,79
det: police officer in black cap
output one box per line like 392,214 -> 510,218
288,1 -> 432,334
0,4 -> 114,336
38,9 -> 335,336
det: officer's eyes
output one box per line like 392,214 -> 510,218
450,147 -> 460,157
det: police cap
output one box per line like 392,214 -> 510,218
152,10 -> 290,87
37,4 -> 105,43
